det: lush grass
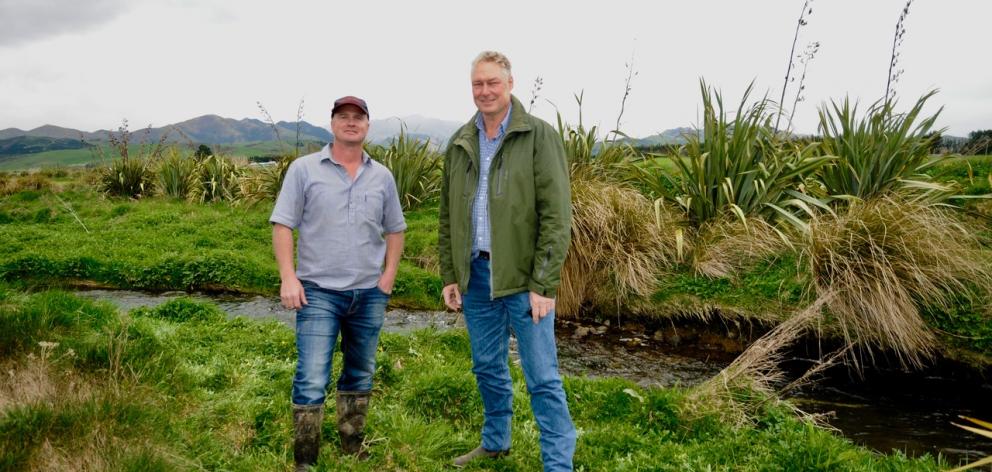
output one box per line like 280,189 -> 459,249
0,287 -> 945,471
0,183 -> 442,309
928,154 -> 992,195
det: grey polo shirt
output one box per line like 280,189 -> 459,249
269,144 -> 406,291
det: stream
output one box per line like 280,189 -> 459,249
75,289 -> 992,467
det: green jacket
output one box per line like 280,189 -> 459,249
438,95 -> 571,298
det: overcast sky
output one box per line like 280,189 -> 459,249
0,0 -> 988,137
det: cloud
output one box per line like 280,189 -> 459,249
0,0 -> 132,47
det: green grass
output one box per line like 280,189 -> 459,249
928,154 -> 992,195
0,148 -> 98,170
0,287 -> 946,471
0,184 -> 442,309
0,141 -> 320,171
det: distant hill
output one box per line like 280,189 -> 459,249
0,136 -> 91,158
624,127 -> 699,147
0,114 -> 463,149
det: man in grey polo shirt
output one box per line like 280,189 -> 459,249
270,96 -> 405,469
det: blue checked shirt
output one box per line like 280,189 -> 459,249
471,104 -> 512,256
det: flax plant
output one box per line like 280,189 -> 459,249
657,80 -> 831,230
365,127 -> 442,211
817,90 -> 950,202
155,148 -> 197,199
194,154 -> 244,203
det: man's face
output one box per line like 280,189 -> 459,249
472,61 -> 513,118
330,104 -> 369,145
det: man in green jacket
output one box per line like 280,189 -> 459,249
439,50 -> 576,471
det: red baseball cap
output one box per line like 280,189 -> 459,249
332,96 -> 369,117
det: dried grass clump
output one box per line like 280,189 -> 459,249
686,298 -> 827,428
1,173 -> 54,196
690,217 -> 793,279
557,176 -> 678,317
802,196 -> 992,367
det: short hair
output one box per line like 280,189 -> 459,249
472,51 -> 512,79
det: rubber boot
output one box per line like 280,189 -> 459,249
337,391 -> 370,459
293,403 -> 323,472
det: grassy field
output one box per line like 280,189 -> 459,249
0,141 -> 318,171
0,286 -> 945,471
0,148 -> 97,171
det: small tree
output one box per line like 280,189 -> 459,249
194,144 -> 213,159
964,130 -> 992,155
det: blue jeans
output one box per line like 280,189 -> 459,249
463,257 -> 576,471
292,281 -> 388,405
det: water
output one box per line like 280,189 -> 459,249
75,289 -> 992,466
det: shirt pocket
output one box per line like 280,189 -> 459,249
363,190 -> 385,223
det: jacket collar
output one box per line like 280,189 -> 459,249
453,95 -> 532,149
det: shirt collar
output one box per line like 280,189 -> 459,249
321,144 -> 371,166
475,102 -> 513,138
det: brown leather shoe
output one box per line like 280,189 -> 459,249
452,446 -> 510,468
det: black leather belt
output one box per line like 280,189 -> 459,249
477,251 -> 490,260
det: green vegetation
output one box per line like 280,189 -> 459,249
0,287 -> 946,470
0,136 -> 89,158
0,183 -> 442,309
365,129 -> 442,211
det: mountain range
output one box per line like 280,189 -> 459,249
0,114 -> 467,148
0,114 -> 698,151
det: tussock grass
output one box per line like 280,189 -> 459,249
558,175 -> 673,316
690,217 -> 792,279
0,173 -> 53,197
802,196 -> 992,367
687,298 -> 826,429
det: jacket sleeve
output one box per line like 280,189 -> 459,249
529,122 -> 572,297
437,145 -> 458,287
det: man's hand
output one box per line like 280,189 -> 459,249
378,273 -> 396,295
442,283 -> 462,311
280,277 -> 308,310
529,291 -> 555,324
